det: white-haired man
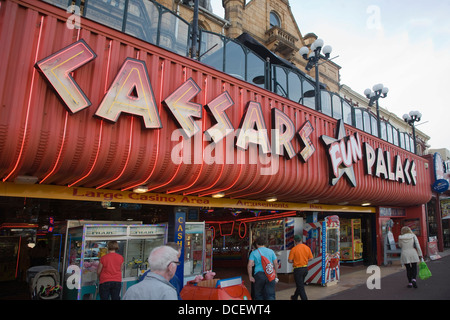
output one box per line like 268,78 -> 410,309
123,245 -> 179,300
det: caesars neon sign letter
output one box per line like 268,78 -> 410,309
36,40 -> 418,188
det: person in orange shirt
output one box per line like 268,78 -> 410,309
288,235 -> 313,300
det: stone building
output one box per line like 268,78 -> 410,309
156,0 -> 429,154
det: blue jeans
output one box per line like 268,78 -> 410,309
253,272 -> 276,300
99,281 -> 122,300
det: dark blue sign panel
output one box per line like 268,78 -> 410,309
173,210 -> 186,284
432,179 -> 449,193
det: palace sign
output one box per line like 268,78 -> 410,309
35,40 -> 417,188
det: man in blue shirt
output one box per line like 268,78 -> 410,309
247,237 -> 278,300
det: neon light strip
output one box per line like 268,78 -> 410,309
68,39 -> 113,187
3,16 -> 44,182
121,60 -> 165,191
40,112 -> 69,184
147,158 -> 182,192
198,88 -> 245,197
219,221 -> 234,236
205,211 -> 296,225
68,121 -> 103,187
184,159 -> 224,195
15,236 -> 22,279
96,116 -> 134,189
140,66 -> 187,192
50,50 -> 86,106
236,174 -> 273,199
167,77 -> 208,194
40,31 -> 83,184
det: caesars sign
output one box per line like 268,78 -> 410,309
35,40 -> 417,188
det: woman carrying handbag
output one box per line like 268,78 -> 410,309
398,226 -> 423,288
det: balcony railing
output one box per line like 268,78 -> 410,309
265,26 -> 299,57
43,0 -> 417,153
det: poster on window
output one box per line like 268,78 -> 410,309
441,199 -> 450,220
403,219 -> 421,235
427,236 -> 441,260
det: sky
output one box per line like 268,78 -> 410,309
210,0 -> 450,151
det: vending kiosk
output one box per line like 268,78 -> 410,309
183,222 -> 213,285
340,219 -> 363,263
250,217 -> 303,274
63,224 -> 167,300
304,215 -> 340,286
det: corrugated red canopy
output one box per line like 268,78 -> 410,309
0,0 -> 431,207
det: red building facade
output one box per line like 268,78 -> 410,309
0,0 -> 432,265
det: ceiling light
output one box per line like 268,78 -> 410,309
361,202 -> 372,207
266,196 -> 277,202
14,175 -> 38,184
133,185 -> 148,193
212,192 -> 225,198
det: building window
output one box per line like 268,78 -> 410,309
270,11 -> 281,28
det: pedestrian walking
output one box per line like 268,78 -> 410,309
247,236 -> 278,300
288,234 -> 313,300
97,240 -> 124,300
398,226 -> 423,288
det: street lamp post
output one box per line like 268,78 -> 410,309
299,38 -> 332,112
364,84 -> 389,138
402,111 -> 422,154
188,0 -> 200,59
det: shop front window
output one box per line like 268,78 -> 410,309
363,111 -> 371,134
125,0 -> 159,45
225,40 -> 245,80
404,134 -> 410,151
380,122 -> 387,141
301,80 -> 315,109
355,109 -> 363,130
199,31 -> 224,72
126,238 -> 164,277
272,65 -> 288,97
342,101 -> 352,125
288,72 -> 302,103
84,0 -> 126,31
159,10 -> 190,56
386,123 -> 393,143
247,52 -> 266,89
392,128 -> 399,146
331,93 -> 341,120
321,91 -> 332,117
370,115 -> 378,137
184,225 -> 204,277
252,220 -> 284,251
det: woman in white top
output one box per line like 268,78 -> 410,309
398,226 -> 423,288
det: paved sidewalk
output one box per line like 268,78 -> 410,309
276,249 -> 450,300
276,263 -> 404,300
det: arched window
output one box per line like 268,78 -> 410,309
270,11 -> 281,28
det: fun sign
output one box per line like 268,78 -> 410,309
35,40 -> 417,188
